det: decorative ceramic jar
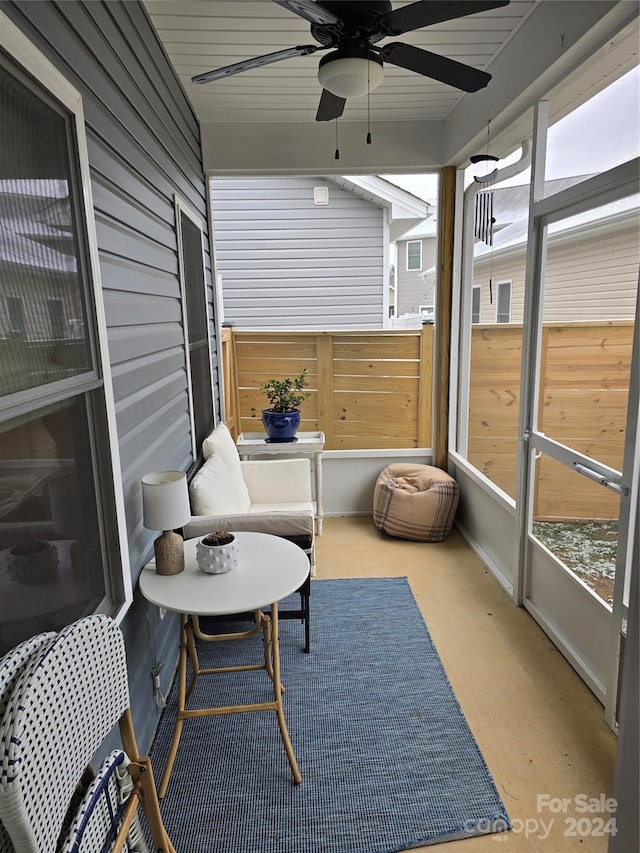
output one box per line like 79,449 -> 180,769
196,532 -> 240,574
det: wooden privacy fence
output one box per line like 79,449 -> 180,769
222,321 -> 633,520
223,326 -> 434,450
468,321 -> 634,520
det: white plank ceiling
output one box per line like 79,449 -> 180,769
144,0 -> 537,124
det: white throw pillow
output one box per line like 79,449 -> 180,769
202,423 -> 244,483
189,453 -> 251,516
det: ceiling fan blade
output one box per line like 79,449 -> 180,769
379,1 -> 510,37
191,45 -> 319,84
380,42 -> 491,92
272,0 -> 343,27
316,89 -> 346,121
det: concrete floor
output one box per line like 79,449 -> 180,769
315,517 -> 617,852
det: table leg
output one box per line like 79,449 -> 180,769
158,607 -> 301,795
185,616 -> 200,702
271,603 -> 302,784
261,608 -> 274,681
158,614 -> 188,798
315,450 -> 323,535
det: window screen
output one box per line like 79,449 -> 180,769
179,210 -> 214,452
0,53 -> 122,655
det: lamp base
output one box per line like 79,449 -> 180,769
154,530 -> 185,575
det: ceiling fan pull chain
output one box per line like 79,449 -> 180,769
335,116 -> 340,160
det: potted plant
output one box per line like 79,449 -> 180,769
261,369 -> 310,442
196,529 -> 240,574
9,540 -> 58,585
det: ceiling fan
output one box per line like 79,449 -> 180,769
191,0 -> 510,121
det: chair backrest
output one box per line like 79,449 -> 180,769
0,631 -> 55,853
0,615 -> 129,852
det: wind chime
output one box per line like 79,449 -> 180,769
472,123 -> 498,306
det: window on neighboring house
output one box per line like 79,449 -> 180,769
7,296 -> 25,333
47,298 -> 66,338
0,35 -> 129,655
472,286 -> 481,324
496,281 -> 512,323
407,241 -> 422,271
176,199 -> 214,460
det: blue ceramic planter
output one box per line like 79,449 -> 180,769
262,408 -> 300,442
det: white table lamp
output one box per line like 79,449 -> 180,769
142,471 -> 191,575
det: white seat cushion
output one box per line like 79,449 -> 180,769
185,509 -> 314,541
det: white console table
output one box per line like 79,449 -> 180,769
236,431 -> 325,534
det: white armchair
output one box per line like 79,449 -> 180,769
183,424 -> 315,650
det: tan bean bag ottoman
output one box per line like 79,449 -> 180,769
373,463 -> 459,542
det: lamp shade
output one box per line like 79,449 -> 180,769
318,53 -> 384,99
142,470 -> 191,531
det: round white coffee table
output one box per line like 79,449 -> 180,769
139,531 -> 309,797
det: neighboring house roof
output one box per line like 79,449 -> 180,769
419,181 -> 638,280
395,216 -> 438,242
329,175 -> 428,241
473,191 -> 639,261
486,176 -> 595,233
0,179 -> 76,273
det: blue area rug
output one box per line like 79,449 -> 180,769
150,578 -> 510,851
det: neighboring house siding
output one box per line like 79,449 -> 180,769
473,221 -> 638,323
396,236 -> 438,315
210,176 -> 385,329
473,256 -> 526,324
4,0 -> 217,753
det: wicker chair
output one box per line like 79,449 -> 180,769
0,615 -> 174,853
0,631 -> 55,853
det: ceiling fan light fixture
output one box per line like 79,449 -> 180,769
318,52 -> 383,99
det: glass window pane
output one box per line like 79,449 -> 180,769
460,164 -> 530,496
0,60 -> 92,398
181,215 -> 207,346
545,67 -> 639,196
190,345 -> 213,449
496,281 -> 511,323
179,212 -> 213,450
0,397 -> 107,654
407,241 -> 421,270
471,286 -> 481,323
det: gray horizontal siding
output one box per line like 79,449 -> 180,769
3,0 -> 216,753
211,176 -> 385,330
396,236 -> 438,315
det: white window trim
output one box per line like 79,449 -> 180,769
174,196 -> 215,459
1,10 -> 133,617
496,280 -> 512,323
406,240 -> 422,271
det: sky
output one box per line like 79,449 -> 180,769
382,65 -> 639,199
